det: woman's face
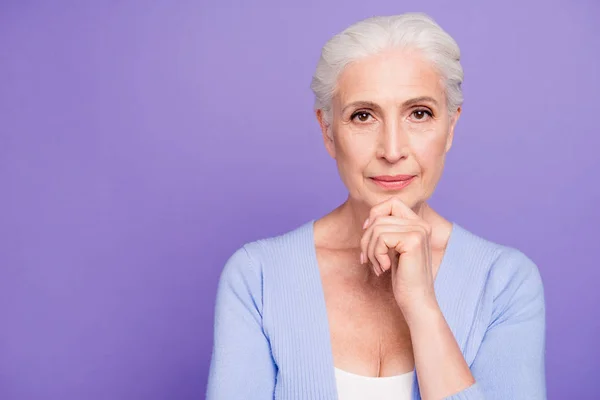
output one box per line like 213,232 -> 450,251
317,49 -> 460,211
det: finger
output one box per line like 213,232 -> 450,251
374,229 -> 418,273
364,223 -> 404,273
364,197 -> 420,229
375,251 -> 391,274
366,224 -> 391,275
374,235 -> 396,273
364,215 -> 431,236
365,223 -> 421,275
360,216 -> 430,264
373,227 -> 431,274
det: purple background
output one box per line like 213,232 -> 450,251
1,1 -> 598,399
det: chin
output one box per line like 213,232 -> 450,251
377,188 -> 414,201
354,191 -> 417,209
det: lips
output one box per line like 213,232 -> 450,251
371,175 -> 414,182
370,175 -> 415,190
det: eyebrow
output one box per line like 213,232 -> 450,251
341,96 -> 439,114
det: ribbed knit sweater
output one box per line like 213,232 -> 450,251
206,220 -> 546,399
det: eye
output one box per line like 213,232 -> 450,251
411,109 -> 433,121
351,111 -> 373,123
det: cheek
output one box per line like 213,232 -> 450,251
410,130 -> 449,172
424,136 -> 448,158
336,131 -> 376,168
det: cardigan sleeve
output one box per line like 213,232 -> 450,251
206,246 -> 276,400
444,249 -> 547,400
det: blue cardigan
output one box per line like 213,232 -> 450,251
207,220 -> 546,399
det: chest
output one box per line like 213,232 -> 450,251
316,249 -> 415,377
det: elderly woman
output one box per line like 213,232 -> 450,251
206,12 -> 546,400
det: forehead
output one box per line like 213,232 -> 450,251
336,49 -> 445,107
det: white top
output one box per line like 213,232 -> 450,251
334,367 -> 414,400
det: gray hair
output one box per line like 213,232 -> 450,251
310,13 -> 464,129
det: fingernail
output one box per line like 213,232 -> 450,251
362,218 -> 369,229
360,252 -> 364,264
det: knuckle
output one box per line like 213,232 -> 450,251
376,237 -> 388,253
375,253 -> 387,265
407,232 -> 423,247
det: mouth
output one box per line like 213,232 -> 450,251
369,175 -> 416,190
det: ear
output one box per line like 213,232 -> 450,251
445,106 -> 461,152
316,109 -> 336,159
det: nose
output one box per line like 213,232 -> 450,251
377,119 -> 409,163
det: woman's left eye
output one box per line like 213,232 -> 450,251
411,109 -> 433,121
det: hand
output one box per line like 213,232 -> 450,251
359,196 -> 437,318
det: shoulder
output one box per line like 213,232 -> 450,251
489,246 -> 543,293
216,220 -> 315,324
453,223 -> 545,318
455,223 -> 544,289
487,245 -> 545,324
219,220 -> 314,288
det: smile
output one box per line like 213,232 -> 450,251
369,175 -> 415,190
